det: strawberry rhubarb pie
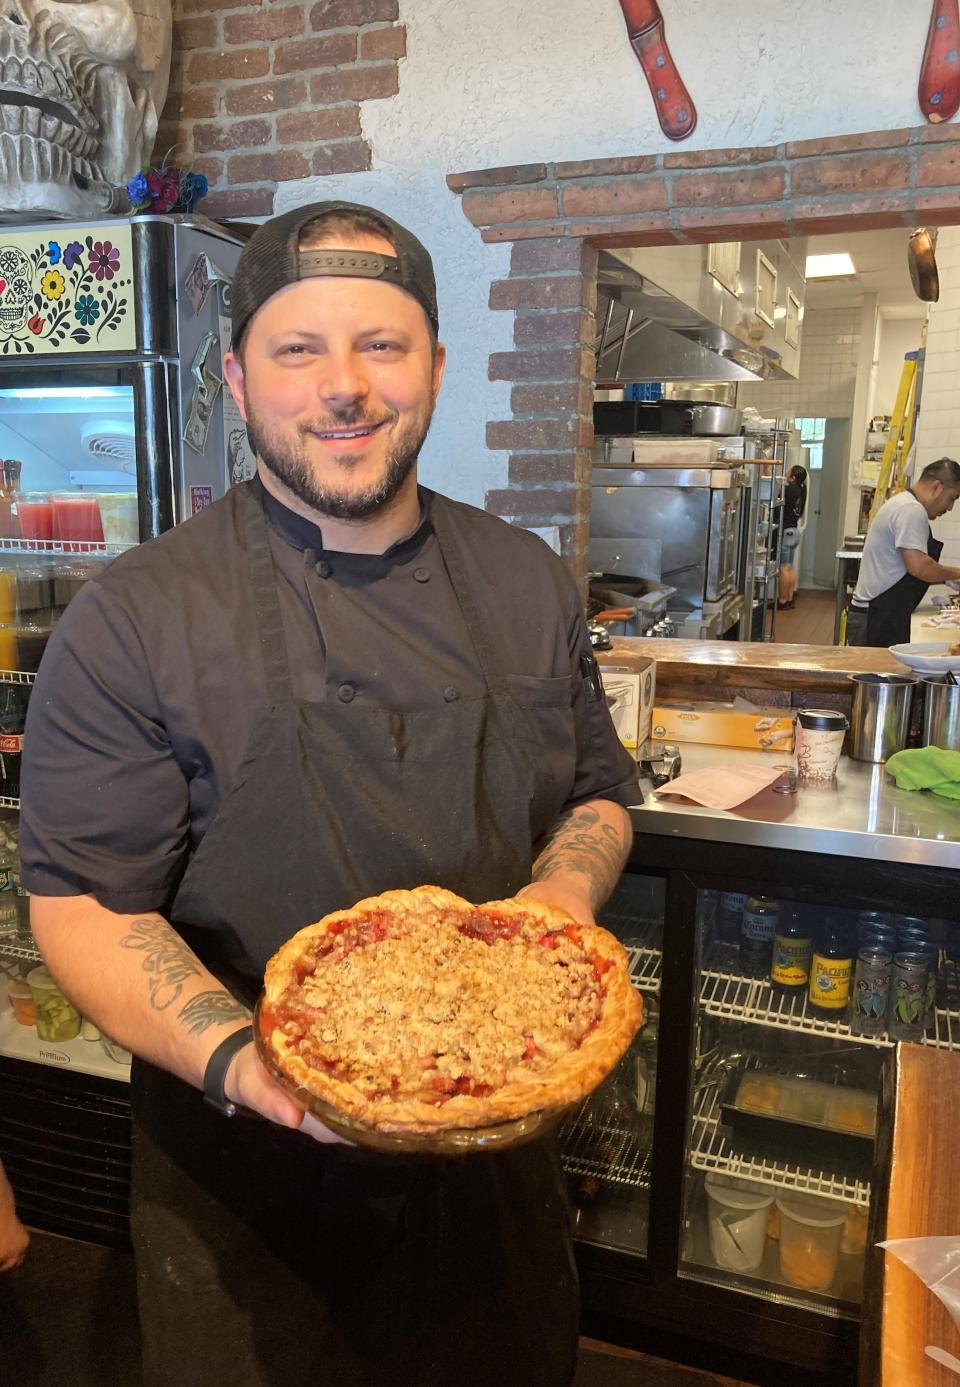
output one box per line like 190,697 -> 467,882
257,886 -> 644,1136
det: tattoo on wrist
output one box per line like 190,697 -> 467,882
119,917 -> 202,1012
178,992 -> 251,1037
532,805 -> 631,907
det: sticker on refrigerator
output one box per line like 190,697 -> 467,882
190,485 -> 214,514
183,330 -> 222,455
218,308 -> 257,486
0,225 -> 137,355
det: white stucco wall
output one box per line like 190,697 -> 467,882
275,2 -> 938,509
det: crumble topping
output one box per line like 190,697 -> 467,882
270,906 -> 606,1101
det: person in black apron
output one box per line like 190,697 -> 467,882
21,202 -> 639,1387
846,460 -> 960,647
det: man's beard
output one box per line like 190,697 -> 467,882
244,398 -> 434,521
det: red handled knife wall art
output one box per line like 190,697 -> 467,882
920,0 -> 960,123
617,0 -> 697,141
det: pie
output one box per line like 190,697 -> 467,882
257,885 -> 643,1136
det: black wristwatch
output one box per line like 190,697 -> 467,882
203,1025 -> 254,1117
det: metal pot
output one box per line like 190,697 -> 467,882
689,403 -> 743,436
908,227 -> 939,303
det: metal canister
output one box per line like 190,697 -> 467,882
888,952 -> 932,1039
851,947 -> 892,1035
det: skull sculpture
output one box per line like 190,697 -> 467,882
0,0 -> 172,220
0,244 -> 31,327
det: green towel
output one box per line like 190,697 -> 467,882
886,747 -> 960,800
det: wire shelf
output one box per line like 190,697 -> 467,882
0,671 -> 35,686
624,920 -> 662,994
689,1076 -> 871,1208
559,1113 -> 652,1190
0,935 -> 40,963
701,945 -> 960,1054
0,798 -> 19,810
0,539 -> 133,557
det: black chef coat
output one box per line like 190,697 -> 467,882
20,479 -> 639,909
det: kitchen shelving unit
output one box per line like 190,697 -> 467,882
739,426 -> 791,642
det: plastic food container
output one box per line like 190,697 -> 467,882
8,979 -> 34,1027
26,965 -> 81,1042
776,1194 -> 847,1290
97,493 -> 139,547
722,1072 -> 877,1173
704,1174 -> 773,1273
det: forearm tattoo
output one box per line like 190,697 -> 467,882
532,805 -> 631,908
178,991 -> 250,1036
120,918 -> 202,1011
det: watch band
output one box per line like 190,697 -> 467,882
203,1025 -> 253,1117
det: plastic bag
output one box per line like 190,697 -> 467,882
879,1237 -> 960,1376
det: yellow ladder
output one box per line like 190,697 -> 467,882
868,354 -> 919,525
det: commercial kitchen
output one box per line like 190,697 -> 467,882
0,209 -> 956,1387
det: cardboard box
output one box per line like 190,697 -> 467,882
600,660 -> 656,752
650,700 -> 795,752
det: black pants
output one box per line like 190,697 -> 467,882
131,1062 -> 579,1387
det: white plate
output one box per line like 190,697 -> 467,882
889,642 -> 960,674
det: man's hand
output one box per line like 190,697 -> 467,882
225,1042 -> 351,1145
516,880 -> 595,925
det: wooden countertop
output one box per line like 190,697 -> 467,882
601,637 -> 910,694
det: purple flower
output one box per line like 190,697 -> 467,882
90,240 -> 120,281
63,241 -> 83,270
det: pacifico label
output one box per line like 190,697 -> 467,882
771,936 -> 811,986
809,952 -> 852,1009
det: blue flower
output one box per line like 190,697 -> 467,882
75,294 -> 100,326
63,241 -> 83,270
126,172 -> 149,204
47,240 -> 62,264
179,172 -> 209,210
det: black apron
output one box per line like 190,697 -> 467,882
855,527 -> 943,648
130,488 -> 580,1387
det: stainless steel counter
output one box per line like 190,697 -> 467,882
629,743 -> 960,869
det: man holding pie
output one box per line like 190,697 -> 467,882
20,201 -> 640,1386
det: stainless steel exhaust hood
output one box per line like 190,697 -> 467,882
596,239 -> 806,385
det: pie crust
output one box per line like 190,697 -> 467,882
258,886 -> 644,1136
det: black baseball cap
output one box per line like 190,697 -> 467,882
230,200 -> 439,349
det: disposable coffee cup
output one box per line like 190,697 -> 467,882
795,709 -> 849,783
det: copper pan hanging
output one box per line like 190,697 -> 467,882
908,228 -> 940,303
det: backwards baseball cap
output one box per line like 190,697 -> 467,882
230,200 -> 439,349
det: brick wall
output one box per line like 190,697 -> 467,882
447,125 -> 960,583
156,0 -> 406,219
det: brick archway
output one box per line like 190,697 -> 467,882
447,124 -> 960,584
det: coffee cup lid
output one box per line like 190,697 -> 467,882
797,708 -> 849,731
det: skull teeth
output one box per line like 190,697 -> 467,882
0,101 -> 98,160
0,27 -> 99,134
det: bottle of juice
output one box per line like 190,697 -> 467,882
808,911 -> 854,1018
0,461 -> 16,540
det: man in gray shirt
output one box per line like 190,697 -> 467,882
847,457 -> 960,647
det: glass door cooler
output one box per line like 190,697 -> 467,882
570,812 -> 960,1386
0,213 -> 248,1241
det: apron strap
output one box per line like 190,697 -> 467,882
429,500 -> 511,698
243,485 -> 295,706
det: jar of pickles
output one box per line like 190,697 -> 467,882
26,965 -> 81,1042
